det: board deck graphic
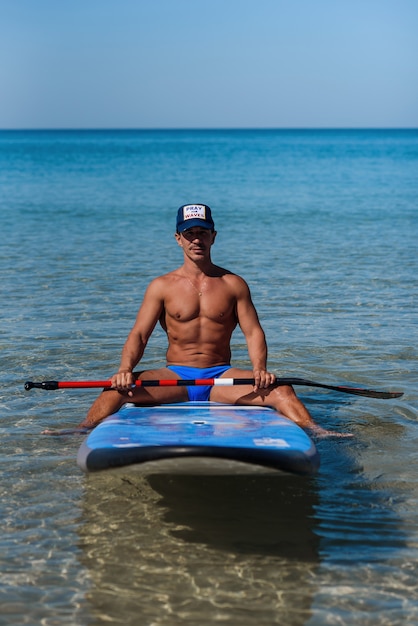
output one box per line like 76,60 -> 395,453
77,402 -> 319,475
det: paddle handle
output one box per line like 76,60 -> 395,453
24,377 -> 403,399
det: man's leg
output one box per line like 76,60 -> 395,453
209,367 -> 351,437
81,367 -> 188,429
42,367 -> 188,434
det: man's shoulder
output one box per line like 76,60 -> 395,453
147,269 -> 185,293
151,268 -> 182,282
209,265 -> 241,279
217,267 -> 247,284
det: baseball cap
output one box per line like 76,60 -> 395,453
176,204 -> 215,232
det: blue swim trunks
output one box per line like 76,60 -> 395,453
167,364 -> 231,401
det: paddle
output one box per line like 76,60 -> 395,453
24,377 -> 403,399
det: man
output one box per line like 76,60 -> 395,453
45,204 -> 345,437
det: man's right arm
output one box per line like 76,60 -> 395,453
111,279 -> 165,391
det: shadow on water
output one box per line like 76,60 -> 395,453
146,472 -> 319,559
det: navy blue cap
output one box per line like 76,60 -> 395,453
176,204 -> 215,232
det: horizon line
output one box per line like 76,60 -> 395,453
1,126 -> 417,132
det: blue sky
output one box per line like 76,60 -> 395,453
1,0 -> 417,128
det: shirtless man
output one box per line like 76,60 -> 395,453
46,204 -> 341,436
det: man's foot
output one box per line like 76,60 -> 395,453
307,424 -> 354,439
42,427 -> 91,436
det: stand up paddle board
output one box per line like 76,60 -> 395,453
77,402 -> 319,476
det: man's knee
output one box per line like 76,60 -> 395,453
271,384 -> 296,402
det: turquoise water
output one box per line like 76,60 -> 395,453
1,129 -> 417,625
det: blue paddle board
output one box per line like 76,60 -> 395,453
77,402 -> 319,475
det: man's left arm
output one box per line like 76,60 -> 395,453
235,278 -> 276,390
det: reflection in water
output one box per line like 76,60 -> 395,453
78,471 -> 320,625
306,432 -> 413,626
315,427 -> 409,562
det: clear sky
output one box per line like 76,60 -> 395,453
1,0 -> 417,128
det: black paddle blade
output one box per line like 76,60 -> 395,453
275,377 -> 403,399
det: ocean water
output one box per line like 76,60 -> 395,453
1,128 -> 417,625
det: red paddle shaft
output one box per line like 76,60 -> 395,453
24,377 -> 403,399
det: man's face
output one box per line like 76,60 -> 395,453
175,227 -> 216,256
